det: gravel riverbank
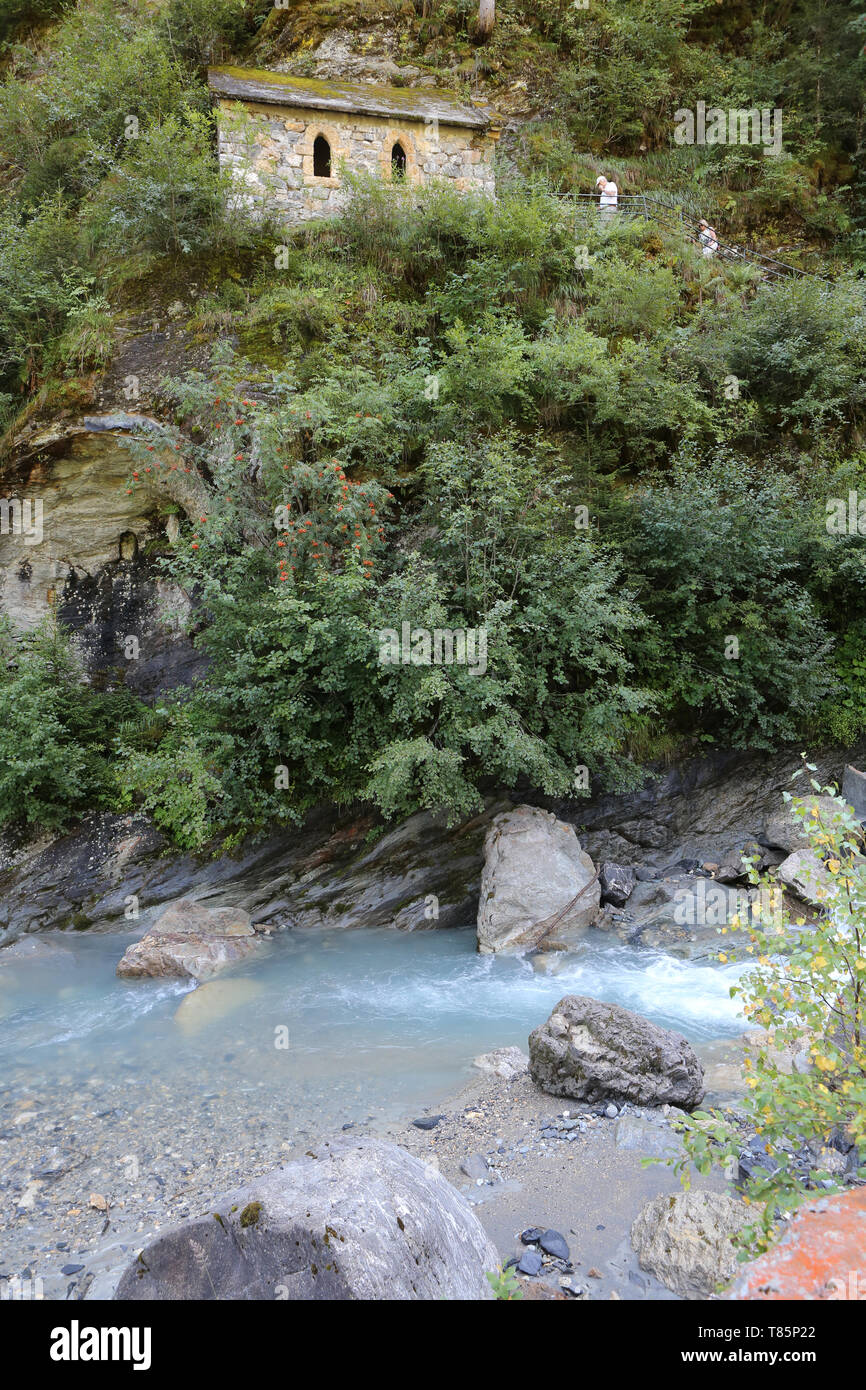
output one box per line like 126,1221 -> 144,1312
1,1049 -> 738,1301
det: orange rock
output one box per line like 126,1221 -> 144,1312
727,1189 -> 866,1300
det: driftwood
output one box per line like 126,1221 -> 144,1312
506,872 -> 601,953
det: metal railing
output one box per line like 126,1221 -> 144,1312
565,192 -> 832,283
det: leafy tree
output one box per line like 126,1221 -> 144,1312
675,769 -> 866,1256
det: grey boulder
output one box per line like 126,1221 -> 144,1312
114,1136 -> 498,1300
116,897 -> 263,982
472,1046 -> 529,1081
477,805 -> 600,954
599,862 -> 636,908
614,1114 -> 685,1159
776,849 -> 832,908
631,1191 -> 750,1299
528,994 -> 705,1108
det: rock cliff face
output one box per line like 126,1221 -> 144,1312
1,740 -> 863,949
0,417 -> 203,695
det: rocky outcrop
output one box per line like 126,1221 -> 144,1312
528,994 -> 705,1108
725,1189 -> 866,1300
114,1136 -> 498,1300
477,806 -> 600,954
0,800 -> 498,946
0,417 -> 204,696
116,897 -> 263,981
4,743 -> 866,950
764,794 -> 845,855
552,743 -> 866,873
632,1191 -> 750,1300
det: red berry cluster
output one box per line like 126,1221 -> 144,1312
275,458 -> 391,584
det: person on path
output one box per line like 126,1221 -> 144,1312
596,174 -> 618,217
698,217 -> 719,257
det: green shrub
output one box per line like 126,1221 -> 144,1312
83,107 -> 247,257
0,618 -> 140,831
607,454 -> 834,747
16,135 -> 94,207
156,0 -> 250,70
0,193 -> 85,385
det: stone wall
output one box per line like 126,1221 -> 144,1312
216,98 -> 497,224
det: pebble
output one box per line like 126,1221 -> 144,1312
539,1229 -> 570,1261
517,1250 -> 543,1276
460,1153 -> 490,1182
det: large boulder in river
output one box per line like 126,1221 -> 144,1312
477,805 -> 600,954
114,1136 -> 498,1301
632,1191 -> 750,1300
116,897 -> 263,981
529,994 -> 705,1108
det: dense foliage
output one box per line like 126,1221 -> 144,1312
0,617 -> 142,829
0,2 -> 864,839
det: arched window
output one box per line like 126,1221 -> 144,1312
391,141 -> 407,181
313,134 -> 331,178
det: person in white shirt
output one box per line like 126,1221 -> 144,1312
698,218 -> 719,257
596,175 -> 618,214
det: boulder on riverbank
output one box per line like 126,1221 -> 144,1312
472,1046 -> 529,1081
632,1190 -> 750,1300
776,848 -> 833,907
114,1137 -> 498,1300
116,897 -> 263,981
528,994 -> 705,1108
477,806 -> 600,954
599,861 -> 636,908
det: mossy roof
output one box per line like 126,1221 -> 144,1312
208,66 -> 500,130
